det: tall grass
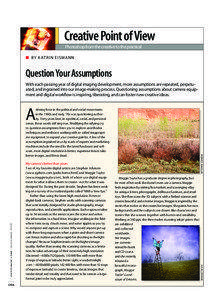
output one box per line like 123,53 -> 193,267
155,117 -> 198,138
118,117 -> 148,137
119,116 -> 199,139
118,116 -> 200,173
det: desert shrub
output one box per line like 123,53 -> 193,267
153,138 -> 166,149
137,140 -> 155,158
118,137 -> 126,147
189,139 -> 200,161
179,139 -> 200,162
118,141 -> 138,164
180,147 -> 191,162
152,139 -> 176,162
127,138 -> 141,149
153,146 -> 172,162
134,139 -> 177,161
155,138 -> 200,162
118,136 -> 199,165
171,141 -> 182,161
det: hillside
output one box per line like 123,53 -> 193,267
142,259 -> 200,281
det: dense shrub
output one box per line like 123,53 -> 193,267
119,138 -> 200,163
118,137 -> 125,147
152,139 -> 175,162
118,141 -> 138,164
180,147 -> 191,162
136,140 -> 155,158
188,139 -> 200,161
171,141 -> 182,161
153,146 -> 172,162
178,139 -> 200,162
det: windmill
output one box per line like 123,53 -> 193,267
152,237 -> 164,279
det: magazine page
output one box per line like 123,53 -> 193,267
19,27 -> 204,286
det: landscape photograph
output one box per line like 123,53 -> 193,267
142,225 -> 200,281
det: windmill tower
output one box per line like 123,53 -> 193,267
153,238 -> 164,279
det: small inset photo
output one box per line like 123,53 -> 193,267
142,225 -> 200,281
21,27 -> 55,50
118,108 -> 200,173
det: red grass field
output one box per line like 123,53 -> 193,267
118,108 -> 199,121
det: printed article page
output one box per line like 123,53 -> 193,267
20,27 -> 204,286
